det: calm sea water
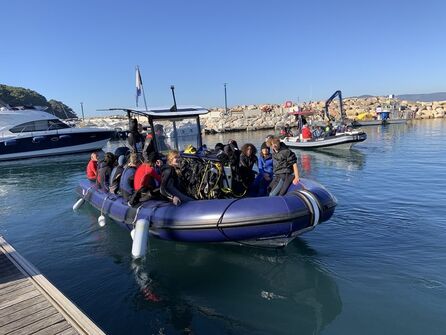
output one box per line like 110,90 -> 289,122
1,120 -> 445,334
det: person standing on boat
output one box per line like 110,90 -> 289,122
161,150 -> 193,205
154,124 -> 170,151
120,153 -> 139,201
127,118 -> 145,153
268,137 -> 300,196
86,152 -> 99,181
253,142 -> 273,196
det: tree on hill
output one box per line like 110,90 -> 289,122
0,84 -> 77,119
48,99 -> 76,119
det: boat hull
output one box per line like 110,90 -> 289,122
76,178 -> 337,246
0,129 -> 114,161
282,131 -> 367,150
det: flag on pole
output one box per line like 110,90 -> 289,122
136,67 -> 143,107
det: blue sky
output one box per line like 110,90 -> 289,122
1,0 -> 445,116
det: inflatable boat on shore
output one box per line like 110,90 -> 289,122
76,177 -> 336,247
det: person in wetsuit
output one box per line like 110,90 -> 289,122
127,118 -> 145,153
97,152 -> 116,192
268,137 -> 300,196
129,152 -> 161,206
160,150 -> 193,206
109,155 -> 126,194
119,153 -> 139,201
239,143 -> 258,192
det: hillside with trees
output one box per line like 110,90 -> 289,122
0,84 -> 77,119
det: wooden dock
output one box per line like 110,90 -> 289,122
0,236 -> 105,335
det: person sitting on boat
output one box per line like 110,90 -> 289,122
119,153 -> 139,201
267,137 -> 300,196
127,118 -> 145,153
86,151 -> 99,182
325,122 -> 335,137
128,152 -> 161,206
239,143 -> 258,193
253,142 -> 273,196
284,123 -> 293,137
97,152 -> 116,192
109,155 -> 126,194
312,126 -> 323,138
224,140 -> 243,193
301,120 -> 312,142
161,150 -> 193,206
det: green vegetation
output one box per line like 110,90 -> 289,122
0,84 -> 77,119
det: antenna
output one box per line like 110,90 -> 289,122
170,85 -> 177,112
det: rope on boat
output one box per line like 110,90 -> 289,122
132,205 -> 144,225
216,198 -> 278,250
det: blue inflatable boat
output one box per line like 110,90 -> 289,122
75,105 -> 337,250
76,177 -> 336,247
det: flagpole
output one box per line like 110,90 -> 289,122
136,65 -> 148,112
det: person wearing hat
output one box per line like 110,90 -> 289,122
129,152 -> 161,206
109,155 -> 126,194
253,142 -> 273,196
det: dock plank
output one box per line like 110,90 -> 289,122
0,305 -> 58,334
57,326 -> 80,335
0,236 -> 104,335
0,279 -> 32,296
0,284 -> 36,304
0,299 -> 53,327
0,289 -> 41,310
32,320 -> 73,335
0,295 -> 46,319
7,312 -> 66,335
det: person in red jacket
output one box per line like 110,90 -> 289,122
86,152 -> 99,181
129,152 -> 161,206
301,124 -> 312,141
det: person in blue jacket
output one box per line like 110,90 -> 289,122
253,142 -> 273,196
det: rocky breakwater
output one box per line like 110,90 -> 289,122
74,97 -> 446,134
201,96 -> 446,133
200,105 -> 296,134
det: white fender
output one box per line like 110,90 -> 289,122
299,190 -> 321,227
72,198 -> 85,211
98,215 -> 107,227
131,219 -> 150,259
130,229 -> 135,240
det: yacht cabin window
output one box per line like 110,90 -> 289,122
10,119 -> 70,133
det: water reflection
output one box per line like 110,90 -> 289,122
296,148 -> 366,175
125,239 -> 342,334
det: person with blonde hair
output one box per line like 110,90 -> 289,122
160,150 -> 193,205
268,137 -> 300,196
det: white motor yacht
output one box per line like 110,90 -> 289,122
0,106 -> 115,161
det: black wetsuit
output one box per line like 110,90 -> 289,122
109,165 -> 124,194
127,119 -> 144,153
239,153 -> 257,188
160,165 -> 193,203
97,161 -> 113,192
268,142 -> 297,196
